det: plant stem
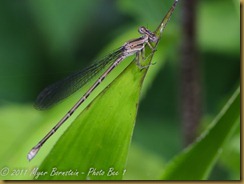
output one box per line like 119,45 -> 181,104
180,0 -> 202,146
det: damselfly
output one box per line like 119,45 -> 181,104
27,0 -> 178,161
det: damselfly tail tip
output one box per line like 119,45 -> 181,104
27,147 -> 40,161
174,0 -> 179,6
173,0 -> 179,9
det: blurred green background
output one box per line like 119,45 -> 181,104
0,0 -> 240,180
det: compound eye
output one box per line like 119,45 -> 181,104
138,26 -> 146,34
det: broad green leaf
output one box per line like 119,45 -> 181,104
36,2 -> 179,180
37,57 -> 149,180
161,87 -> 240,180
219,124 -> 240,179
0,105 -> 43,180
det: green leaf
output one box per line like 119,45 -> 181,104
36,57 -> 150,180
161,87 -> 240,180
219,124 -> 240,179
0,105 -> 44,180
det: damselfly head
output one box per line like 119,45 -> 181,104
138,26 -> 158,43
